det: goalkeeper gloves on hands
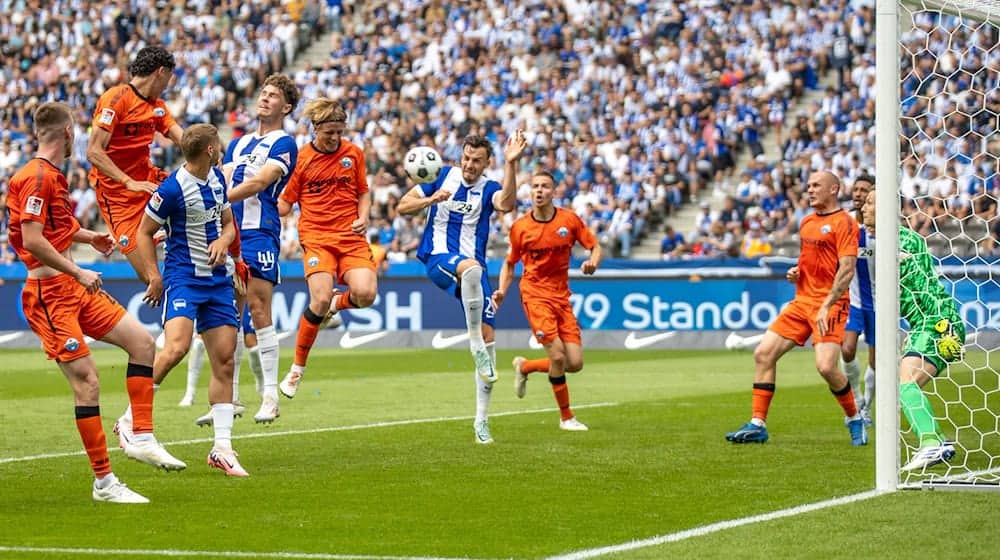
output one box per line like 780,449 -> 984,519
233,260 -> 250,297
934,318 -> 963,362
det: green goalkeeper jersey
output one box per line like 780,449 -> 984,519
899,226 -> 960,327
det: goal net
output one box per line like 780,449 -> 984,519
878,0 -> 1000,490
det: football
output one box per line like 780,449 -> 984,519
404,146 -> 442,184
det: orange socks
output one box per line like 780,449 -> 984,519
75,406 -> 111,478
294,306 -> 324,367
125,363 -> 154,435
549,376 -> 574,420
832,381 -> 858,417
522,358 -> 550,375
334,290 -> 357,311
751,383 -> 775,422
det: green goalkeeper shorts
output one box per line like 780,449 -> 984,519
903,317 -> 966,374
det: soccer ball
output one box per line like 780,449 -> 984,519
404,146 -> 442,184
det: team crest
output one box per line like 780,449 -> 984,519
173,299 -> 187,310
820,225 -> 832,234
64,338 -> 80,352
534,329 -> 546,341
557,226 -> 569,238
340,158 -> 352,169
153,108 -> 166,117
308,256 -> 320,268
119,235 -> 130,247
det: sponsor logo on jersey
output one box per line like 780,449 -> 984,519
25,196 -> 44,216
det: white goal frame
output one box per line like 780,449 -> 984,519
876,0 -> 1000,492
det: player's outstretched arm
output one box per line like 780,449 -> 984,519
21,222 -> 101,292
228,163 -> 285,203
497,129 -> 527,213
135,214 -> 164,306
86,127 -> 157,194
581,242 -> 603,275
397,185 -> 451,215
493,258 -> 516,308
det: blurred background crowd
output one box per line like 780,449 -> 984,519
1,0 -> 998,268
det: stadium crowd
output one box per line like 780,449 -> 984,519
3,1 -> 999,265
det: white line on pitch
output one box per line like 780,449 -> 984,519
0,546 -> 493,560
545,490 -> 884,560
0,402 -> 618,465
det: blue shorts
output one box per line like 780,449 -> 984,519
242,233 -> 280,285
424,253 -> 496,327
846,305 -> 875,346
162,281 -> 239,333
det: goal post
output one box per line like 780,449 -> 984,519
877,0 -> 1000,491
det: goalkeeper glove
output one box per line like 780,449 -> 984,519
233,259 -> 250,298
933,318 -> 963,362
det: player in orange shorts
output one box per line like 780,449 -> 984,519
86,45 -> 183,276
725,170 -> 867,446
276,98 -> 378,399
7,103 -> 185,503
494,170 -> 602,432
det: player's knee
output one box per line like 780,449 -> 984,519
352,287 -> 377,308
566,356 -> 584,373
549,349 -> 567,370
753,345 -> 775,368
129,332 -> 156,362
309,295 -> 333,316
842,342 -> 857,361
460,263 -> 483,285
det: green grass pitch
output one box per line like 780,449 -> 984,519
0,347 -> 996,559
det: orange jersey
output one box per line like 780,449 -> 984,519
280,140 -> 368,245
88,84 -> 176,203
507,208 -> 597,302
7,158 -> 80,270
796,209 -> 858,303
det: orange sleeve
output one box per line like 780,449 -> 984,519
281,161 -> 303,205
573,212 -> 597,250
18,172 -> 57,226
836,214 -> 858,259
506,221 -> 523,264
92,87 -> 127,133
355,146 -> 369,195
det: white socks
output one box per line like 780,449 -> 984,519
247,344 -> 263,395
232,335 -> 245,402
256,325 -> 280,399
842,357 -> 863,405
475,342 -> 496,423
864,366 -> 876,410
460,266 -> 486,351
185,336 -> 205,399
212,403 -> 235,450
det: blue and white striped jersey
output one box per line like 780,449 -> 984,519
849,226 -> 875,311
415,165 -> 502,265
223,130 -> 297,242
145,166 -> 233,287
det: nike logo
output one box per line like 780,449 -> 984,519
339,330 -> 390,349
431,331 -> 469,349
0,332 -> 24,344
623,331 -> 676,350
